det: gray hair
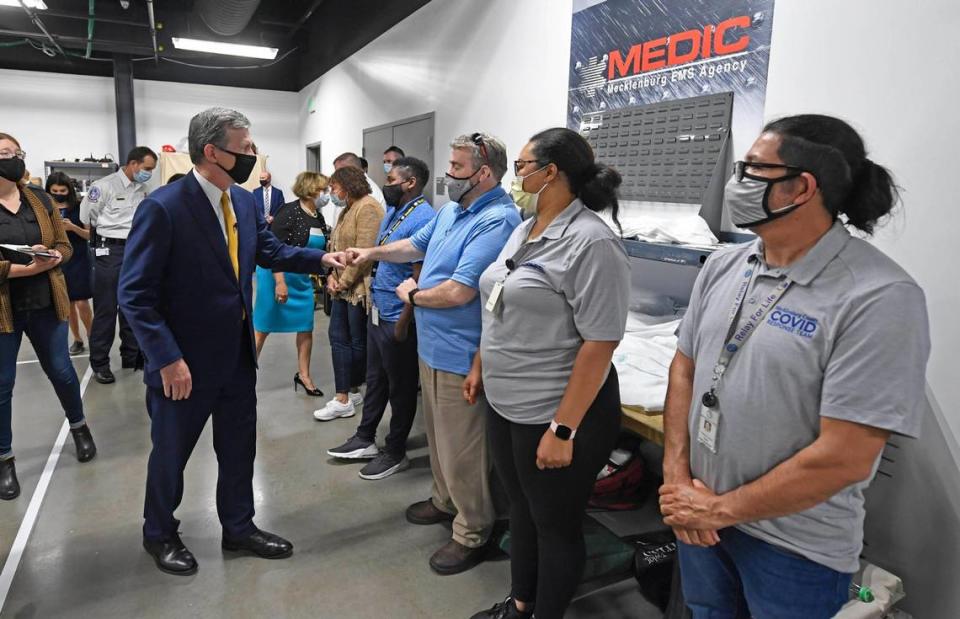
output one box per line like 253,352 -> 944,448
450,133 -> 508,181
188,107 -> 251,164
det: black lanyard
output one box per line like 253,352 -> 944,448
371,196 -> 426,279
379,196 -> 425,246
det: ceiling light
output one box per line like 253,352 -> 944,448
172,37 -> 277,60
0,0 -> 48,8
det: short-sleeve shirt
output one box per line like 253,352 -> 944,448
79,170 -> 148,239
409,186 -> 521,376
677,222 -> 930,573
479,199 -> 630,424
370,195 -> 435,323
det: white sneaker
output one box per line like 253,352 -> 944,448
350,392 -> 363,407
313,398 -> 356,421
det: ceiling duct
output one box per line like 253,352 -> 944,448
197,0 -> 261,37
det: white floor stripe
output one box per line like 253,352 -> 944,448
16,354 -> 89,366
0,364 -> 93,612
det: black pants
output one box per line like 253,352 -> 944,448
90,242 -> 140,371
355,317 -> 420,457
487,367 -> 622,619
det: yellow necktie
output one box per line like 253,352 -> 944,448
220,192 -> 239,280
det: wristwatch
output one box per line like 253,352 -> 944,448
408,288 -> 421,307
550,420 -> 576,441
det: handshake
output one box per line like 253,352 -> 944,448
321,247 -> 373,270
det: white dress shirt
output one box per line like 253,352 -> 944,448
192,169 -> 234,243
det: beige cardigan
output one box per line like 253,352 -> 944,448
329,195 -> 384,307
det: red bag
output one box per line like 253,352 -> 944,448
589,449 -> 649,511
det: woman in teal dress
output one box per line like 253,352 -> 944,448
254,171 -> 330,396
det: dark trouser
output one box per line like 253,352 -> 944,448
328,298 -> 367,394
355,316 -> 419,457
90,242 -> 140,371
678,527 -> 852,619
142,331 -> 258,542
0,308 -> 85,455
487,367 -> 621,619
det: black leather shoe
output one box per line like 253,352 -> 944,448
222,528 -> 293,559
70,424 -> 97,462
121,354 -> 144,371
143,534 -> 198,576
0,458 -> 20,500
429,539 -> 487,575
93,369 -> 115,384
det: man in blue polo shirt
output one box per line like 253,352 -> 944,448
346,133 -> 520,575
326,157 -> 435,481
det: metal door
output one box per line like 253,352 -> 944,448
392,116 -> 435,204
306,142 -> 322,173
362,126 -> 394,188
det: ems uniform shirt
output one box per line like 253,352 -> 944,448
79,170 -> 148,240
479,199 -> 630,424
677,222 -> 931,573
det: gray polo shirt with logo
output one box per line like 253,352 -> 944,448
677,222 -> 930,573
479,199 -> 630,425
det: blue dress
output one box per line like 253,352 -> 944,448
253,202 -> 327,333
59,201 -> 93,300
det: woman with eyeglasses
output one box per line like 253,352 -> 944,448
45,172 -> 94,355
468,127 -> 630,619
658,115 -> 930,618
0,133 -> 97,500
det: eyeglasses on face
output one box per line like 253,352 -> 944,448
734,160 -> 806,182
0,149 -> 25,160
513,159 -> 544,175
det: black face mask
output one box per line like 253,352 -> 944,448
52,193 -> 70,204
259,179 -> 269,188
215,147 -> 257,185
0,157 -> 26,183
382,182 -> 405,208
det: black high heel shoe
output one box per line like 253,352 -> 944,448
294,373 -> 324,397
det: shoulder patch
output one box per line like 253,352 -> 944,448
87,186 -> 101,202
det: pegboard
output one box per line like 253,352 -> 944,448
580,92 -> 733,205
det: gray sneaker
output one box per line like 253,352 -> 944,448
326,435 -> 379,460
359,452 -> 410,480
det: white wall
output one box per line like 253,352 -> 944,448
299,0 -> 958,454
298,0 -> 572,181
764,0 -> 960,457
0,68 -> 301,197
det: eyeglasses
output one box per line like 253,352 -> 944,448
734,160 -> 806,182
513,159 -> 543,175
470,132 -> 489,165
0,149 -> 26,160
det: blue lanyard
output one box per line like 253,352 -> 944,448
703,264 -> 792,408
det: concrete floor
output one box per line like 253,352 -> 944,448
0,317 -> 663,618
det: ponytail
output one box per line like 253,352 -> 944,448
529,128 -> 623,232
841,159 -> 899,235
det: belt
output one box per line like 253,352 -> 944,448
98,237 -> 126,247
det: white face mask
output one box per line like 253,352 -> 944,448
509,165 -> 549,213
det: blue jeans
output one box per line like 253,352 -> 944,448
0,308 -> 85,455
678,527 -> 852,619
328,299 -> 367,394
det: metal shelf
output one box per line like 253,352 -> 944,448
621,231 -> 753,269
45,161 -> 117,171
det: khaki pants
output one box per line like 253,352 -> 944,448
419,359 -> 494,548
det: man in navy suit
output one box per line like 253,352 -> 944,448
119,107 -> 346,576
252,170 -> 285,223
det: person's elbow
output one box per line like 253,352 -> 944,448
669,350 -> 695,384
448,281 -> 477,305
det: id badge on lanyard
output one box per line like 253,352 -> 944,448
697,267 -> 792,454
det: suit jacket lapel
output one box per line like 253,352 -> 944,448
184,174 -> 236,284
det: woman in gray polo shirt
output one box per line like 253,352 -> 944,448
468,128 -> 630,619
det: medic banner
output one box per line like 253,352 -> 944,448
568,0 -> 775,158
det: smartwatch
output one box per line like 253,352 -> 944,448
550,420 -> 576,441
408,288 -> 421,307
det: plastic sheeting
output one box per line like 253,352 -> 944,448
614,313 -> 682,411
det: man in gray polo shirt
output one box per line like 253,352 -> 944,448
659,115 -> 930,618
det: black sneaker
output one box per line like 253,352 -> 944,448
359,452 -> 410,480
469,597 -> 533,619
69,340 -> 85,355
326,435 -> 379,460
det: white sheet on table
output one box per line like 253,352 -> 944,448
614,313 -> 681,411
598,208 -> 719,247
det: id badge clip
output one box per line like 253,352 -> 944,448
696,406 -> 720,454
371,305 -> 380,327
485,281 -> 504,313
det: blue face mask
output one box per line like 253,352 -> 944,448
383,162 -> 393,175
330,193 -> 346,208
133,169 -> 152,184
